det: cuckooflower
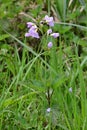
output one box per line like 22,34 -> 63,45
29,25 -> 37,30
25,31 -> 39,38
25,32 -> 30,37
27,22 -> 35,28
48,42 -> 53,48
47,29 -> 52,35
25,25 -> 39,38
51,33 -> 59,38
44,15 -> 54,27
69,87 -> 72,93
46,108 -> 51,113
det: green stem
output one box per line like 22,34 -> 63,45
48,0 -> 51,16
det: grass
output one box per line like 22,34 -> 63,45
0,0 -> 87,129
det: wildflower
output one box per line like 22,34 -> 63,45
51,33 -> 59,38
47,29 -> 52,35
46,108 -> 51,113
69,87 -> 72,93
29,25 -> 37,30
25,26 -> 39,39
44,15 -> 54,27
25,31 -> 39,38
48,42 -> 53,48
25,32 -> 30,37
27,22 -> 35,28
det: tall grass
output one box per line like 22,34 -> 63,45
0,0 -> 87,129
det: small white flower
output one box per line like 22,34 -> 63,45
69,87 -> 72,92
46,108 -> 51,113
27,22 -> 35,28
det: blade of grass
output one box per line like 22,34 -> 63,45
55,22 -> 87,31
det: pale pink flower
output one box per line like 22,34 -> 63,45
48,42 -> 53,48
51,33 -> 59,38
27,22 -> 35,28
47,29 -> 52,35
44,15 -> 54,27
25,25 -> 39,38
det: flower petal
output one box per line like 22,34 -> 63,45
25,33 -> 30,37
47,29 -> 52,35
48,42 -> 53,48
44,15 -> 54,27
51,33 -> 59,38
27,22 -> 34,28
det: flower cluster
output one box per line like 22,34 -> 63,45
25,22 -> 39,39
47,28 -> 59,48
44,15 -> 54,27
25,15 -> 59,48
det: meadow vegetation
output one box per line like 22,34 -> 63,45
0,0 -> 87,129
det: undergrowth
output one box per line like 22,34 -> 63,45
0,0 -> 87,130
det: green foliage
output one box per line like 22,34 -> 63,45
0,0 -> 87,129
0,34 -> 10,41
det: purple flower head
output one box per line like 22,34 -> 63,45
29,25 -> 37,31
46,108 -> 51,113
44,15 -> 54,27
27,22 -> 35,28
29,30 -> 39,39
51,33 -> 59,38
47,29 -> 52,35
25,25 -> 39,39
48,42 -> 53,48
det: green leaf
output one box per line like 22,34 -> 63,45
54,24 -> 71,34
0,34 -> 10,41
